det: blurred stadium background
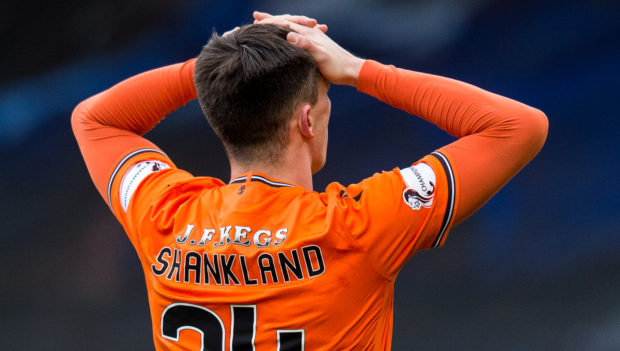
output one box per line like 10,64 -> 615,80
1,0 -> 619,349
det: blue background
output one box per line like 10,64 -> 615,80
1,0 -> 619,349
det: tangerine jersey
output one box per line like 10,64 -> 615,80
72,58 -> 547,350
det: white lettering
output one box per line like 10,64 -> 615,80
233,226 -> 252,247
253,230 -> 272,248
273,228 -> 288,246
176,224 -> 194,244
198,228 -> 215,246
219,226 -> 233,246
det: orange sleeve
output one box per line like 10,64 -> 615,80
357,60 -> 548,224
71,59 -> 197,226
334,153 -> 457,279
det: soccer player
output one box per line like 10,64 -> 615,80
72,12 -> 547,351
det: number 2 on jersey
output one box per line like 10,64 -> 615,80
161,303 -> 304,350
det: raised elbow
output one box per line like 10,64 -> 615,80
524,107 -> 549,154
70,96 -> 99,136
70,101 -> 85,133
503,106 -> 548,164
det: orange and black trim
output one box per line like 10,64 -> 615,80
430,151 -> 456,248
229,175 -> 294,188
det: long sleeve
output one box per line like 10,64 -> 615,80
357,60 -> 548,224
71,59 -> 197,200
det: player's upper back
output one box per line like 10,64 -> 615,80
111,151 -> 456,350
133,172 -> 396,350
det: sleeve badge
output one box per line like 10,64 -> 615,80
119,160 -> 170,212
400,163 -> 436,210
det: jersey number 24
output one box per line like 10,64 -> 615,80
161,303 -> 304,350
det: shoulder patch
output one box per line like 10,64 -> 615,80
400,163 -> 436,210
119,160 -> 170,212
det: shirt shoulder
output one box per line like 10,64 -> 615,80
322,152 -> 458,278
107,148 -> 225,238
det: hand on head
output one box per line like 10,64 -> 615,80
253,11 -> 328,33
252,11 -> 364,87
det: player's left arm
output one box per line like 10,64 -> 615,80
71,59 -> 197,222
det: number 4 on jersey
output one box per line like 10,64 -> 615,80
161,303 -> 304,350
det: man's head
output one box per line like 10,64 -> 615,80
194,24 -> 324,168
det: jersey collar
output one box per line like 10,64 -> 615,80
229,172 -> 295,188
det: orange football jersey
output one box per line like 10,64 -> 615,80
73,53 -> 545,350
107,148 -> 457,350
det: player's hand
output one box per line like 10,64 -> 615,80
253,11 -> 328,33
224,12 -> 326,38
253,13 -> 364,87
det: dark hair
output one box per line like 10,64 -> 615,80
194,24 -> 319,164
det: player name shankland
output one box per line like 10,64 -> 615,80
151,245 -> 325,286
150,224 -> 325,286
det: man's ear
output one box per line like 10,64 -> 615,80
298,104 -> 314,138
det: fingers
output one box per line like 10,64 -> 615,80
286,32 -> 318,56
254,17 -> 292,29
253,11 -> 325,31
255,17 -> 320,38
286,32 -> 304,48
253,11 -> 316,26
285,15 -> 317,28
253,11 -> 271,21
222,26 -> 240,37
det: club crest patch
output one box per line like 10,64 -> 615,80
119,160 -> 170,212
400,163 -> 436,210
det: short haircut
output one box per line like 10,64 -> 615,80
194,24 -> 320,164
